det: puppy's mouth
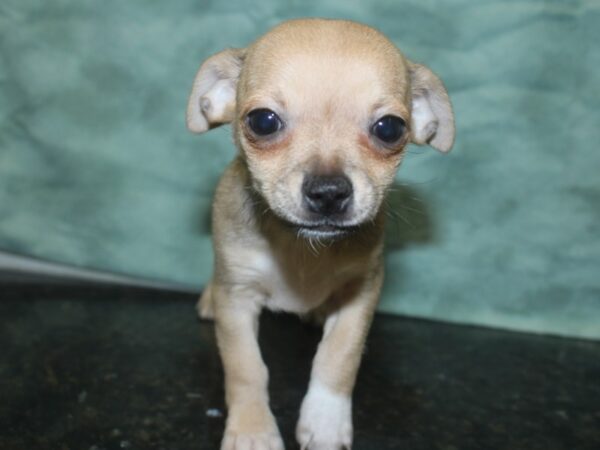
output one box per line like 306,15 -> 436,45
285,220 -> 361,241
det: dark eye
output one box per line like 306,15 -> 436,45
371,115 -> 406,144
246,109 -> 283,136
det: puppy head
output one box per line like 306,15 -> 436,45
187,19 -> 454,240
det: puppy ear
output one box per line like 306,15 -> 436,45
408,62 -> 455,152
186,48 -> 246,133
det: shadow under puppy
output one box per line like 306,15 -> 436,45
186,18 -> 454,450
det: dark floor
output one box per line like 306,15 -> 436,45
1,274 -> 599,450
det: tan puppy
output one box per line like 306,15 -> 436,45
186,19 -> 454,450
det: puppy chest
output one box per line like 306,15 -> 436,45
227,248 -> 356,313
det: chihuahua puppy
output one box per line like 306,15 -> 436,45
186,18 -> 454,450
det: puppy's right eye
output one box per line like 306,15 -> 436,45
246,109 -> 283,136
371,115 -> 406,145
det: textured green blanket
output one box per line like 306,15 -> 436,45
1,0 -> 598,338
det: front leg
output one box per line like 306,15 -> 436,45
296,268 -> 383,450
213,284 -> 284,450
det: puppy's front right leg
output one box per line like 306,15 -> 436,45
214,285 -> 284,450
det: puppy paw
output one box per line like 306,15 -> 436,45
296,381 -> 353,449
197,282 -> 215,320
222,402 -> 284,450
221,431 -> 284,450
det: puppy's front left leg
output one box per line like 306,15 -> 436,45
296,269 -> 383,450
214,285 -> 284,450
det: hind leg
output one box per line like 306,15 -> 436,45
196,280 -> 215,320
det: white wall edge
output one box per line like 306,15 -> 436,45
0,252 -> 197,293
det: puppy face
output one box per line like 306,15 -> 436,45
187,19 -> 455,240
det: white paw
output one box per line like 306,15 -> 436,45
221,431 -> 284,450
296,380 -> 353,449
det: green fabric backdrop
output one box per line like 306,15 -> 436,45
1,0 -> 599,339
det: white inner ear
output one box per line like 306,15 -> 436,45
200,79 -> 236,124
187,73 -> 237,133
411,94 -> 439,145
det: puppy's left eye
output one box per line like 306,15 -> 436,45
371,115 -> 406,144
246,109 -> 283,136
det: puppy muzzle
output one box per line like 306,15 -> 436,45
302,174 -> 353,217
286,173 -> 358,240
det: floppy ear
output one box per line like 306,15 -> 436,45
409,62 -> 455,152
186,48 -> 246,133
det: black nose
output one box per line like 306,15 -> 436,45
302,174 -> 353,216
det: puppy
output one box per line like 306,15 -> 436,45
186,18 -> 454,450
